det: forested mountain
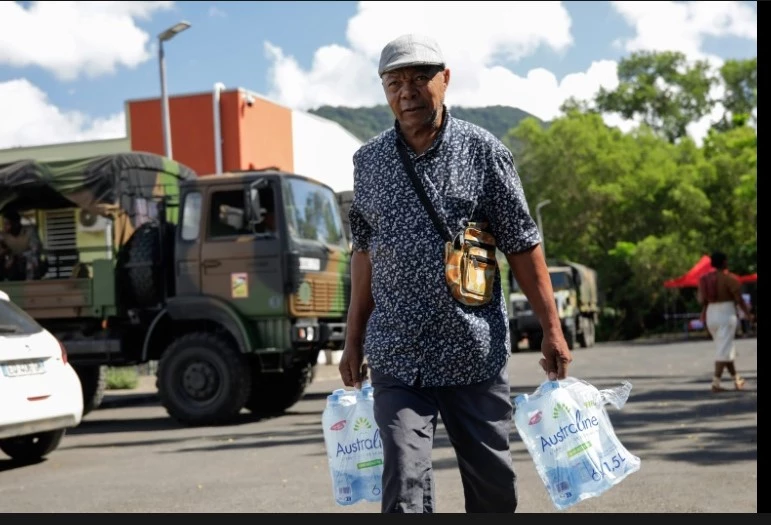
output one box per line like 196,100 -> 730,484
308,104 -> 546,142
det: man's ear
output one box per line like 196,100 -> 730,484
442,68 -> 451,88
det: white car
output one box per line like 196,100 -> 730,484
0,289 -> 83,462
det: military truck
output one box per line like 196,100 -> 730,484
508,260 -> 599,351
0,152 -> 350,426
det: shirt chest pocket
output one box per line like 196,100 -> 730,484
442,195 -> 476,234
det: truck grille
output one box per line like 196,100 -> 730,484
291,279 -> 345,314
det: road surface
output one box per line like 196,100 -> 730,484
0,337 -> 757,513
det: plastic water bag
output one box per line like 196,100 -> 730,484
513,377 -> 641,510
321,384 -> 384,506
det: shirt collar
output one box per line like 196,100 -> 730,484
394,105 -> 453,158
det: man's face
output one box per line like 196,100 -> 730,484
381,65 -> 450,128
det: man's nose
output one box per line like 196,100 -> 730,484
399,84 -> 419,98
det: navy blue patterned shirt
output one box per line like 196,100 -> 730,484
349,109 -> 541,388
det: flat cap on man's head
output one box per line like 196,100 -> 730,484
378,34 -> 445,77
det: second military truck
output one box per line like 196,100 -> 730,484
509,260 -> 600,351
0,153 -> 350,426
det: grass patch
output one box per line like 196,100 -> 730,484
106,366 -> 139,390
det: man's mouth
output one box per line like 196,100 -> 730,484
403,107 -> 423,113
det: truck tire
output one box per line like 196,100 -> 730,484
117,221 -> 175,308
578,318 -> 595,348
244,363 -> 313,416
0,429 -> 66,463
74,364 -> 107,416
564,324 -> 576,350
156,332 -> 251,426
510,328 -> 522,353
528,332 -> 543,351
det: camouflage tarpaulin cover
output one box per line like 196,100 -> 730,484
0,152 -> 198,214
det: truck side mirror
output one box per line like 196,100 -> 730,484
249,187 -> 262,223
247,178 -> 268,226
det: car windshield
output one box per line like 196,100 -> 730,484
0,297 -> 44,335
281,177 -> 347,249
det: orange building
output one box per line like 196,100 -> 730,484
125,86 -> 362,192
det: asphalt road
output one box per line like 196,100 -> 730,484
0,337 -> 757,513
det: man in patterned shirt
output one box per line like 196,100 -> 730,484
339,33 -> 572,513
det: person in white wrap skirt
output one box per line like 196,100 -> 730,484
698,251 -> 754,392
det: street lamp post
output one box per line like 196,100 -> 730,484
158,21 -> 191,160
535,199 -> 552,258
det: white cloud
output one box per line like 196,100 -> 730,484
208,6 -> 227,18
0,79 -> 125,149
265,0 -> 578,119
611,1 -> 757,62
264,1 -> 756,146
0,1 -> 174,81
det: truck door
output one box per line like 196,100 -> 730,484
199,183 -> 285,317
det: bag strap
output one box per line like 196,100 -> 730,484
395,139 -> 453,243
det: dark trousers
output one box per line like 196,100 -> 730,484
370,364 -> 518,513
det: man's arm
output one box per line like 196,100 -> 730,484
479,145 -> 572,379
505,244 -> 572,379
339,250 -> 374,388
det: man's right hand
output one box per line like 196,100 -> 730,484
339,346 -> 368,389
538,330 -> 572,380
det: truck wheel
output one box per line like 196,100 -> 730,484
0,429 -> 66,462
564,324 -> 576,350
244,363 -> 313,416
74,364 -> 107,416
510,328 -> 522,353
156,332 -> 251,426
577,317 -> 596,348
527,332 -> 543,351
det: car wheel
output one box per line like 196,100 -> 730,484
0,429 -> 66,462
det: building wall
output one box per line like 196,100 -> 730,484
126,88 -> 361,191
238,92 -> 295,173
128,92 -> 223,175
290,110 -> 362,193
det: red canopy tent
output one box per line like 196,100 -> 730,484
664,255 -> 757,288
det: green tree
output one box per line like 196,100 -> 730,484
594,51 -> 716,143
714,57 -> 757,131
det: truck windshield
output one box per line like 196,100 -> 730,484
282,177 -> 347,249
550,271 -> 573,291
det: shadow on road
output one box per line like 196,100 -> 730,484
64,366 -> 756,474
0,457 -> 46,473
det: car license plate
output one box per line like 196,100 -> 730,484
1,361 -> 46,377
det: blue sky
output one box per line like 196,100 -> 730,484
0,1 -> 758,149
